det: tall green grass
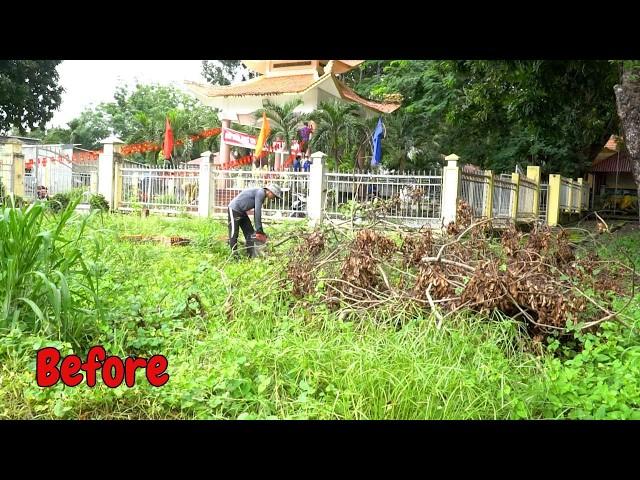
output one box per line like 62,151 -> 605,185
0,195 -> 99,347
19,214 -> 640,419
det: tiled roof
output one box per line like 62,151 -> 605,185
591,151 -> 631,173
185,75 -> 317,97
185,72 -> 402,114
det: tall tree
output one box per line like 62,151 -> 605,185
614,61 -> 640,221
201,61 -> 257,85
368,60 -> 619,176
340,60 -> 392,99
100,83 -> 220,163
0,60 -> 64,134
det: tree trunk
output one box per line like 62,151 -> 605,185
614,66 -> 640,223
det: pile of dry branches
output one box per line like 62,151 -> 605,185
286,201 -> 636,337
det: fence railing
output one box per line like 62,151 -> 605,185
118,167 -> 200,213
0,159 -> 14,193
1,139 -> 599,230
326,170 -> 442,227
24,175 -> 37,199
517,176 -> 538,220
211,169 -> 310,218
492,175 -> 516,219
460,171 -> 490,218
560,178 -> 582,213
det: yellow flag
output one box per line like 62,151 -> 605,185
255,112 -> 270,158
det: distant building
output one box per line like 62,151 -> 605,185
588,135 -> 637,212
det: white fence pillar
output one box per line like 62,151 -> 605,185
198,151 -> 214,217
98,135 -> 124,208
441,154 -> 461,226
308,151 -> 327,227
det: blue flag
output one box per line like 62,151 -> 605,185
371,117 -> 385,166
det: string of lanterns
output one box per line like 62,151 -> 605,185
120,127 -> 222,156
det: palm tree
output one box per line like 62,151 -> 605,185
309,100 -> 363,171
255,98 -> 308,155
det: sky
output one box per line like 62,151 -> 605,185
48,60 -> 207,129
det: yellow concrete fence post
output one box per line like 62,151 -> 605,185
547,174 -> 561,226
526,166 -> 541,218
484,170 -> 494,219
511,173 -> 520,221
10,140 -> 25,197
0,139 -> 25,196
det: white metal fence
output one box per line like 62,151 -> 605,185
118,166 -> 200,214
492,175 -> 516,219
211,170 -> 310,218
560,178 -> 582,213
460,171 -> 490,218
326,170 -> 442,227
24,175 -> 37,199
517,176 -> 537,220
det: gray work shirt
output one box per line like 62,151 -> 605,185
228,188 -> 267,233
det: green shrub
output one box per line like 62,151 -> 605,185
89,193 -> 109,212
48,192 -> 71,213
542,297 -> 640,419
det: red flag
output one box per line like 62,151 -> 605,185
163,117 -> 174,160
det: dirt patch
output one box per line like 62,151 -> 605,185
121,235 -> 191,246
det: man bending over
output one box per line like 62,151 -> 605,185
227,183 -> 282,258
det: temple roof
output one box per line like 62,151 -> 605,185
185,74 -> 319,97
184,71 -> 400,115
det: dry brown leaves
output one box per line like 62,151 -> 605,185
401,229 -> 434,267
339,230 -> 397,298
284,216 -> 632,339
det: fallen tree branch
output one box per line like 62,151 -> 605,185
426,283 -> 444,329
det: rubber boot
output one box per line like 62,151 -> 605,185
245,237 -> 257,258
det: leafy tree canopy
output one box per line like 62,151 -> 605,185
362,60 -> 619,176
0,60 -> 64,135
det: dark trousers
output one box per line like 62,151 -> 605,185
228,207 -> 256,257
